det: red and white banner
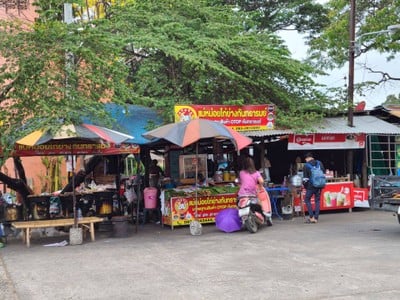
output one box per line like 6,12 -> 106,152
174,104 -> 275,131
5,143 -> 140,156
288,133 -> 365,150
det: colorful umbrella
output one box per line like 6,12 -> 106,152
16,123 -> 133,146
16,123 -> 133,228
215,208 -> 242,233
142,118 -> 252,151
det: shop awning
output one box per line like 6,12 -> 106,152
241,115 -> 400,137
240,115 -> 400,150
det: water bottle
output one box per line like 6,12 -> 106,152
77,208 -> 82,219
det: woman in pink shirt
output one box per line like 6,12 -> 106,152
238,156 -> 264,197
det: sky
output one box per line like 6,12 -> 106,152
278,0 -> 400,109
279,30 -> 400,109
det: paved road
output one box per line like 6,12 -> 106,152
1,209 -> 400,300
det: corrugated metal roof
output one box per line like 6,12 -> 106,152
241,115 -> 400,137
241,129 -> 292,137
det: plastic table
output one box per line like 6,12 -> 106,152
266,186 -> 289,219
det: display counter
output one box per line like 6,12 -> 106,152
161,186 -> 238,229
294,181 -> 354,213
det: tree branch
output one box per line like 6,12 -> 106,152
365,66 -> 400,83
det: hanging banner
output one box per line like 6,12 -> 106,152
288,133 -> 366,150
4,143 -> 140,157
174,104 -> 275,131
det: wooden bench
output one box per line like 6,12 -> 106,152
12,217 -> 104,248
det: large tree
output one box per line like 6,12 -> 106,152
0,0 -> 331,199
217,0 -> 330,34
106,0 -> 330,127
0,0 -> 132,155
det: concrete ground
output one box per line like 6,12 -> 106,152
1,208 -> 400,300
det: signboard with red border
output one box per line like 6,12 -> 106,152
293,182 -> 354,212
174,104 -> 275,131
162,193 -> 237,228
2,143 -> 140,157
288,133 -> 366,150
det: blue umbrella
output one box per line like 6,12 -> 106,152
215,208 -> 242,233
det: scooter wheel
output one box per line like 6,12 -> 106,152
245,215 -> 258,233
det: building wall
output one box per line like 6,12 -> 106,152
1,3 -> 51,195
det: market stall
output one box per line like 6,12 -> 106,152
143,118 -> 252,233
10,123 -> 139,225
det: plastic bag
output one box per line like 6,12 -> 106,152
124,188 -> 137,203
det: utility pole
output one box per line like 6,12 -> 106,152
348,0 -> 356,128
347,0 -> 356,180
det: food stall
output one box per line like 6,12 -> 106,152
10,141 -> 141,222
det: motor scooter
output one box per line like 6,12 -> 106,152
237,196 -> 272,233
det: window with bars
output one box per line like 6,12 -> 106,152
367,135 -> 399,176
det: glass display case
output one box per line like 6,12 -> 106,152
179,154 -> 208,184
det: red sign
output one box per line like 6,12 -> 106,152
162,194 -> 237,228
353,187 -> 370,208
3,143 -> 140,157
288,133 -> 365,150
174,104 -> 275,131
294,182 -> 354,212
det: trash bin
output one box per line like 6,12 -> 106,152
111,216 -> 129,238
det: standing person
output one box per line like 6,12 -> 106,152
148,159 -> 164,188
148,159 -> 164,224
238,156 -> 264,198
260,154 -> 272,182
302,152 -> 325,224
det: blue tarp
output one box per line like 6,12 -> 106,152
95,103 -> 163,145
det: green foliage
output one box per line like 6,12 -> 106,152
215,0 -> 330,35
0,0 -> 334,160
107,0 -> 330,126
383,93 -> 400,105
305,0 -> 400,108
0,3 -> 131,155
308,0 -> 400,68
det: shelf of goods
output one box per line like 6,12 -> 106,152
293,181 -> 354,214
26,190 -> 117,221
161,185 -> 238,229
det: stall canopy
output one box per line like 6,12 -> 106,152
13,123 -> 136,156
16,123 -> 134,227
240,115 -> 400,150
0,104 -> 162,156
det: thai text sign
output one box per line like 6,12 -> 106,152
11,143 -> 140,156
162,194 -> 237,227
288,133 -> 365,150
174,105 -> 275,131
